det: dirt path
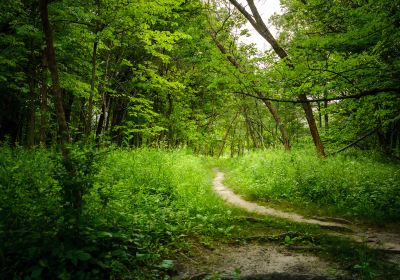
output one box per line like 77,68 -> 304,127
213,171 -> 350,230
213,170 -> 400,254
177,243 -> 349,279
175,170 -> 399,279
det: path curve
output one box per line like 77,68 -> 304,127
213,170 -> 348,230
213,169 -> 400,254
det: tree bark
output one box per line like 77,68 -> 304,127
63,89 -> 74,125
167,93 -> 174,147
87,41 -> 98,135
228,0 -> 325,156
298,94 -> 325,156
96,53 -> 111,138
39,0 -> 70,144
243,107 -> 259,149
40,51 -> 48,145
27,68 -> 36,147
324,99 -> 329,130
317,101 -> 322,129
218,112 -> 239,158
96,94 -> 107,137
40,0 -> 82,226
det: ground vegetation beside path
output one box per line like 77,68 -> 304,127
174,169 -> 400,279
1,147 -> 399,279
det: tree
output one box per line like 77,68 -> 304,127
39,0 -> 69,145
208,28 -> 291,151
227,0 -> 326,156
272,0 -> 400,155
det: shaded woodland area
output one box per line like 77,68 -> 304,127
0,0 -> 399,279
1,0 -> 399,155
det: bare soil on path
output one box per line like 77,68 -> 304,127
213,170 -> 400,254
176,243 -> 349,279
213,171 -> 350,230
175,170 -> 400,279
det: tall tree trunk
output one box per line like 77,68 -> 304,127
317,101 -> 322,129
40,51 -> 48,145
105,97 -> 112,132
40,0 -> 82,232
96,53 -> 111,138
86,41 -> 98,136
63,90 -> 74,125
298,94 -> 325,156
218,112 -> 239,158
27,69 -> 36,147
230,128 -> 236,158
228,0 -> 325,156
39,0 -> 69,144
77,98 -> 86,137
167,93 -> 174,147
243,108 -> 259,149
324,98 -> 329,130
96,95 -> 107,138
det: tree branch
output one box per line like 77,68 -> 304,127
239,88 -> 399,103
330,128 -> 378,156
228,0 -> 257,26
54,19 -> 96,28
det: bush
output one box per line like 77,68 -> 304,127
221,148 -> 400,221
0,146 -> 235,279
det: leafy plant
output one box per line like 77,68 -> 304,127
221,148 -> 400,221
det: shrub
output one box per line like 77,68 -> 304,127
222,148 -> 400,221
0,146 -> 235,279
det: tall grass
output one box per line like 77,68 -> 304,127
0,146 -> 235,279
221,149 -> 400,221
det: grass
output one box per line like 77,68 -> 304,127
0,146 -> 245,279
1,145 -> 399,279
219,148 -> 400,223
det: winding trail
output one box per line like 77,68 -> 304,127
213,169 -> 400,254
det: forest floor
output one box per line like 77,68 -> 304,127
175,169 -> 400,280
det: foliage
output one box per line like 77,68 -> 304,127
269,0 -> 400,154
221,148 -> 400,221
1,0 -> 400,278
0,145 -> 237,279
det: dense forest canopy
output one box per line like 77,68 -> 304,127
1,0 -> 400,279
1,0 -> 399,156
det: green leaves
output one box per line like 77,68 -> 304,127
65,250 -> 92,265
158,259 -> 174,270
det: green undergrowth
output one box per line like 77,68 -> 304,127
1,145 -> 399,279
219,148 -> 400,223
0,145 -> 243,279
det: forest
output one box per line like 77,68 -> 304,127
0,0 -> 399,279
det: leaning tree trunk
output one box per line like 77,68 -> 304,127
260,95 -> 291,151
298,94 -> 325,156
208,30 -> 291,151
228,0 -> 325,156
